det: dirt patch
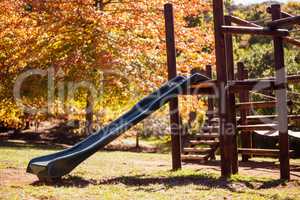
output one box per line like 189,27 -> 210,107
0,168 -> 38,186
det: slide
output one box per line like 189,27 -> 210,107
27,73 -> 209,180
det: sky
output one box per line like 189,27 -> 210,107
233,0 -> 299,5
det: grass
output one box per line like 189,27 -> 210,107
0,142 -> 300,200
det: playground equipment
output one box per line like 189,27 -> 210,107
166,1 -> 300,180
27,1 -> 300,181
27,73 -> 209,180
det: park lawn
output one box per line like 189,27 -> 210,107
0,142 -> 300,200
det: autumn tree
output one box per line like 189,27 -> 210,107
0,0 -> 214,132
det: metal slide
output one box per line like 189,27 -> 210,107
27,73 -> 209,180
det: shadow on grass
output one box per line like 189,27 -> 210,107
30,172 -> 294,194
199,160 -> 300,177
31,175 -> 98,188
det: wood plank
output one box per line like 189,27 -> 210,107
228,79 -> 279,92
190,80 -> 217,89
267,15 -> 300,28
236,101 -> 277,110
189,140 -> 219,146
228,15 -> 300,47
183,147 -> 212,153
188,133 -> 219,140
246,114 -> 300,121
283,37 -> 300,47
238,148 -> 294,157
221,25 -> 289,37
258,74 -> 300,84
190,74 -> 300,88
228,15 -> 261,27
237,124 -> 278,131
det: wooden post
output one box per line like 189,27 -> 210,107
164,3 -> 182,170
212,0 -> 232,177
206,65 -> 216,160
224,16 -> 238,174
237,62 -> 252,162
270,4 -> 290,180
206,65 -> 214,128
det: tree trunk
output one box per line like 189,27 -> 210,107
85,92 -> 94,135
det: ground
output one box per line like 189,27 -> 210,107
1,140 -> 300,200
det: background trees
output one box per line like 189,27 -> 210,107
0,0 -> 213,133
1,0 -> 299,135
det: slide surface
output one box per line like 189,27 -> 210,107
27,73 -> 208,179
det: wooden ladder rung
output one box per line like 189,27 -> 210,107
183,147 -> 212,153
189,140 -> 219,145
189,133 -> 219,140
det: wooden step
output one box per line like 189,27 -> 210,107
204,119 -> 219,124
183,147 -> 212,154
237,124 -> 278,131
181,154 -> 208,162
238,148 -> 294,157
202,126 -> 219,132
189,140 -> 219,146
188,133 -> 219,140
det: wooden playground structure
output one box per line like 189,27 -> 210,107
164,1 -> 300,180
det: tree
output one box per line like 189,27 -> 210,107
0,0 -> 214,132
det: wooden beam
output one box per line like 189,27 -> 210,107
190,80 -> 217,89
164,3 -> 181,170
228,15 -> 300,47
238,148 -> 294,157
237,124 -> 278,131
192,74 -> 300,86
228,79 -> 280,92
221,25 -> 289,37
212,0 -> 232,178
228,15 -> 261,28
281,11 -> 294,18
271,4 -> 290,180
257,74 -> 300,84
224,15 -> 238,174
283,37 -> 300,47
267,15 -> 300,28
244,114 -> 300,124
236,101 -> 277,110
